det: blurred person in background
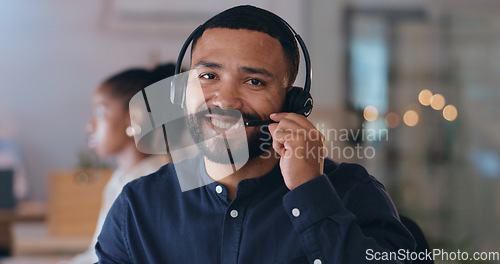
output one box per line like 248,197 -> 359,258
63,63 -> 178,264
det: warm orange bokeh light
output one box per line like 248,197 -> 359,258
363,106 -> 379,121
418,89 -> 433,106
403,110 -> 419,127
430,94 -> 446,110
443,105 -> 458,121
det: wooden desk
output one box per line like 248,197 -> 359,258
48,169 -> 111,236
11,222 -> 91,257
0,201 -> 46,256
1,169 -> 110,260
14,202 -> 46,222
3,201 -> 91,258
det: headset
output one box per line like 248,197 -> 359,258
170,17 -> 313,117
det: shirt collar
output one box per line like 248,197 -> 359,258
207,160 -> 283,201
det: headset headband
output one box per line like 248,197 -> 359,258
175,19 -> 312,94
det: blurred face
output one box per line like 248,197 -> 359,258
87,85 -> 131,157
186,28 -> 289,163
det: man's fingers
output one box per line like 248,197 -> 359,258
271,120 -> 322,144
269,112 -> 289,122
268,112 -> 325,158
270,127 -> 285,156
270,112 -> 314,129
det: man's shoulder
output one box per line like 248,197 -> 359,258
123,154 -> 206,196
323,158 -> 386,206
323,158 -> 377,186
123,162 -> 180,195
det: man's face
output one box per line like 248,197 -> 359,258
186,28 -> 289,163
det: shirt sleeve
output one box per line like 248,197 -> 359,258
95,188 -> 134,264
282,165 -> 416,264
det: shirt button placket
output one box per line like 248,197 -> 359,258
292,208 -> 300,217
221,207 -> 243,264
230,209 -> 238,218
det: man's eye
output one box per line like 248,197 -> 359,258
247,78 -> 264,86
201,73 -> 216,79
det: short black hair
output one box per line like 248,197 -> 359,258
102,63 -> 177,110
191,5 -> 299,87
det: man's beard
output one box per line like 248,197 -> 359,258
187,106 -> 272,164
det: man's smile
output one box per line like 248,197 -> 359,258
207,114 -> 244,130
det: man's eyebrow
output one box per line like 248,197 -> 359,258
193,61 -> 222,69
240,66 -> 274,78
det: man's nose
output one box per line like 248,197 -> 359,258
210,81 -> 242,110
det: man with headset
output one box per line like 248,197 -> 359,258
96,5 -> 415,263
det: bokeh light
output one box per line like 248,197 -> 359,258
363,106 -> 379,121
443,105 -> 458,121
418,89 -> 433,106
403,110 -> 419,127
385,112 -> 401,128
430,94 -> 446,110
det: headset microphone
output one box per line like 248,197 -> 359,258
171,17 -> 313,119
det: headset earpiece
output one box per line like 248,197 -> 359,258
284,86 -> 313,117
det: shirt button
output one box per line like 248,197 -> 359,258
230,209 -> 238,218
215,185 -> 223,194
313,259 -> 322,264
291,208 -> 300,217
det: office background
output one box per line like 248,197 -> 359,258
1,0 -> 499,262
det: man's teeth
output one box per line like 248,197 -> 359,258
211,118 -> 242,129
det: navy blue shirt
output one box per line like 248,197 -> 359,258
96,157 -> 415,263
